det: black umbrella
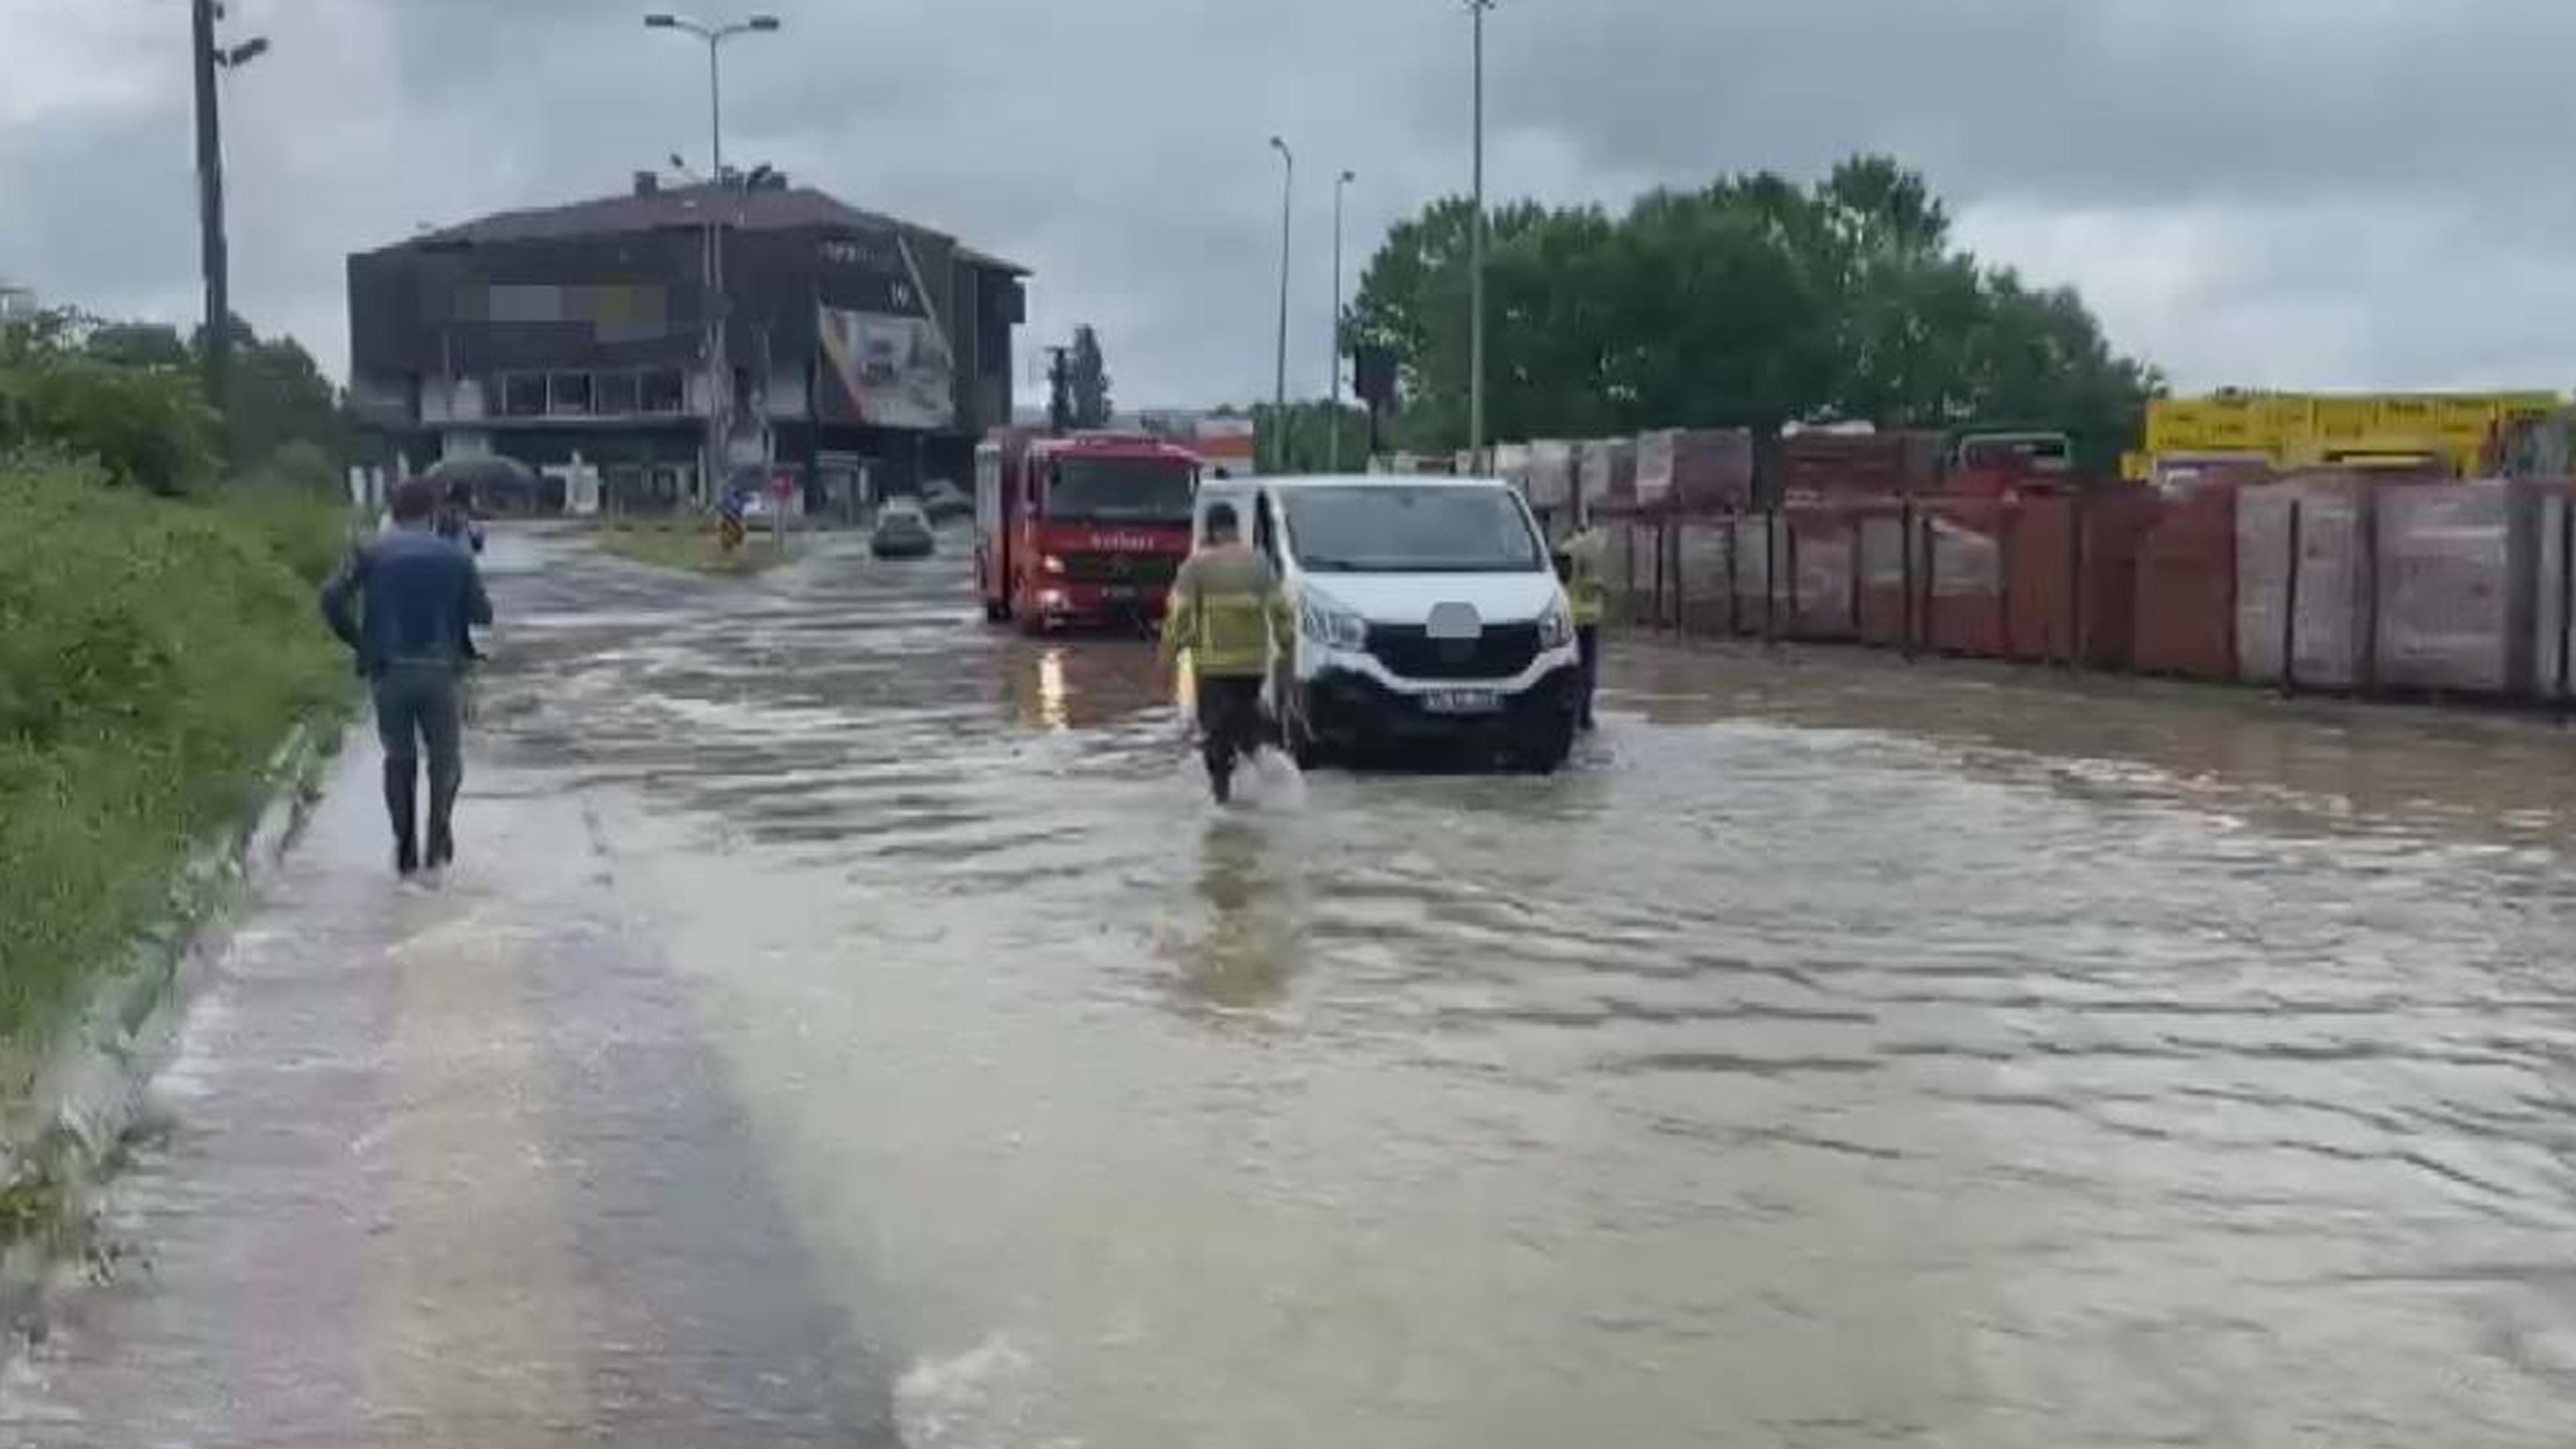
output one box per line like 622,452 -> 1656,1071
425,453 -> 541,513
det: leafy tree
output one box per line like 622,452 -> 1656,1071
1346,155 -> 2158,468
1069,325 -> 1112,429
1,313 -> 220,496
193,314 -> 347,468
1250,401 -> 1368,474
1044,346 -> 1075,433
85,322 -> 193,371
1,308 -> 358,494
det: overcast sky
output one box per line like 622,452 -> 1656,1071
8,0 -> 2576,409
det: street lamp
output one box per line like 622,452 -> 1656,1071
1269,136 -> 1294,450
1464,0 -> 1494,474
1330,168 -> 1355,472
644,11 -> 780,509
644,11 -> 782,180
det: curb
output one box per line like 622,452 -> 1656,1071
0,714 -> 347,1346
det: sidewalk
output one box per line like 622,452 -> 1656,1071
0,743 -> 896,1448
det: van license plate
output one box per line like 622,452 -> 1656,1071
1423,689 -> 1501,716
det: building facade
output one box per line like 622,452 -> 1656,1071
346,174 -> 1025,514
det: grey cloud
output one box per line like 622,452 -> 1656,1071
1488,0 -> 2576,212
11,0 -> 2576,409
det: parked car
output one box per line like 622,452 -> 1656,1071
919,480 -> 974,524
1193,474 -> 1581,773
871,499 -> 936,559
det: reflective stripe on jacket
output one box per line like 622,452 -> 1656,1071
1561,527 -> 1609,626
1161,544 -> 1290,678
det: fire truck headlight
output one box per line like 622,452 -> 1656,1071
1041,554 -> 1067,576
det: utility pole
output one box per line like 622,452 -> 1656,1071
192,2 -> 266,417
1330,169 -> 1354,472
191,0 -> 225,413
1465,0 -> 1494,476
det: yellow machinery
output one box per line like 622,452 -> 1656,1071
2136,391 -> 2561,479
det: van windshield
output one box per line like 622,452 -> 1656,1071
1280,485 -> 1546,574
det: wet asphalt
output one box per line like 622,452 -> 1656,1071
7,524 -> 2576,1448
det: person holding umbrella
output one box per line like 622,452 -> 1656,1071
435,477 -> 486,555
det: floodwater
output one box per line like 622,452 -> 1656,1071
9,525 -> 2576,1447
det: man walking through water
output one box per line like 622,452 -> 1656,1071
1161,501 -> 1291,804
321,478 -> 493,875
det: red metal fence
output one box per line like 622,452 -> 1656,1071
1599,474 -> 2576,710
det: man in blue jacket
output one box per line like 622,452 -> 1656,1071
321,478 -> 494,875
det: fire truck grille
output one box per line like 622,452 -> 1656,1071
1059,553 -> 1179,586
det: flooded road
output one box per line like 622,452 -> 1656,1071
12,525 -> 2576,1447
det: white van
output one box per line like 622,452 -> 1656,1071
1192,474 -> 1582,772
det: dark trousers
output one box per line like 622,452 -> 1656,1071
1196,674 -> 1268,795
1576,625 -> 1601,728
372,662 -> 465,863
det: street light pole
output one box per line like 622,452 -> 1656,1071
645,11 -> 779,180
1330,169 -> 1354,473
707,38 -> 724,177
1466,0 -> 1493,475
645,12 -> 780,506
1269,136 -> 1294,472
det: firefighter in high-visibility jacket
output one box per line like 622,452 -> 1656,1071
1556,512 -> 1609,731
1161,501 -> 1295,802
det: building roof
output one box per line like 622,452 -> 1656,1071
404,182 -> 1026,274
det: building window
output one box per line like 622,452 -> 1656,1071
500,372 -> 547,417
596,371 -> 641,416
641,368 -> 686,414
548,372 -> 594,415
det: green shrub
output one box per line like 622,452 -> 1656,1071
239,439 -> 343,498
0,452 -> 349,1038
0,339 -> 219,497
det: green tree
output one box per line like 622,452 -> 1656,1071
194,314 -> 347,468
1044,346 -> 1075,433
85,322 -> 193,371
1250,401 -> 1368,474
1346,156 -> 2157,466
1,313 -> 220,496
1069,325 -> 1112,429
1,308 -> 359,495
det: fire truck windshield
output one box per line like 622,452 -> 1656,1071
1044,458 -> 1196,524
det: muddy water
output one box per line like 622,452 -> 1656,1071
19,525 -> 2576,1447
457,529 -> 2576,1448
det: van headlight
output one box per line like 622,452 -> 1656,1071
1297,592 -> 1369,651
1536,599 -> 1574,651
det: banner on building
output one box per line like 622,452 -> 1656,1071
819,307 -> 955,430
816,232 -> 956,431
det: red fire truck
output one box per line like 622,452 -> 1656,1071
973,430 -> 1203,631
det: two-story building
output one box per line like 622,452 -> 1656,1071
346,172 -> 1024,514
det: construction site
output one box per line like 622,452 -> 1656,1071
1457,393 -> 2576,710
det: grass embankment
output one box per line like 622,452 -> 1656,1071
592,515 -> 788,576
0,454 -> 351,1041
